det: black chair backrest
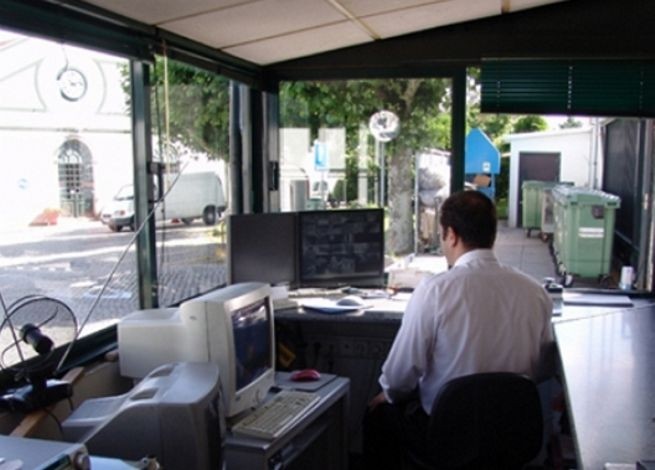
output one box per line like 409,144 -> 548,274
426,372 -> 543,470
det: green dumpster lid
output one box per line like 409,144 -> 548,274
521,180 -> 561,189
552,186 -> 621,208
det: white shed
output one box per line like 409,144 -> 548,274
505,126 -> 602,228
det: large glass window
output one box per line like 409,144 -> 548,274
149,57 -> 230,306
0,29 -> 136,367
0,33 -> 233,369
279,79 -> 452,256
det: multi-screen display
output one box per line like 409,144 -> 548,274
229,209 -> 385,289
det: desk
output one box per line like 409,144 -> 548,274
277,289 -> 654,459
276,301 -> 400,454
225,372 -> 350,470
555,303 -> 655,469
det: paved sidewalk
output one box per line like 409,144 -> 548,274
409,221 -> 558,285
494,221 -> 558,283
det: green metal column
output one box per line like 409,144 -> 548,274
130,60 -> 158,309
239,84 -> 253,213
229,81 -> 243,215
450,68 -> 466,193
264,87 -> 280,213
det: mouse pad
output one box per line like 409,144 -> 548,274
276,371 -> 338,392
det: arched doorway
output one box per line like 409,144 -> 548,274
57,139 -> 94,217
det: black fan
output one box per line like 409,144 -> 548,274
0,295 -> 78,412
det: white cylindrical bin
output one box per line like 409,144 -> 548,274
619,266 -> 634,290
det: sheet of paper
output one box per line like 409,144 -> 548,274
562,292 -> 633,306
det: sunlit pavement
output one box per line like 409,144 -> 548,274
495,221 -> 559,283
407,221 -> 558,285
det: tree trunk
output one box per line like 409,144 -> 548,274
388,145 -> 414,255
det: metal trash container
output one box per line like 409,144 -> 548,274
540,182 -> 574,241
521,180 -> 560,237
551,186 -> 620,282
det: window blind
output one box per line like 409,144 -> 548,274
481,59 -> 655,117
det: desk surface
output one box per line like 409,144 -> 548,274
278,289 -> 654,324
555,303 -> 655,469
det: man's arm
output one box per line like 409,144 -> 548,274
378,279 -> 436,403
536,293 -> 556,382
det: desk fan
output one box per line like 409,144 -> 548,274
0,294 -> 78,412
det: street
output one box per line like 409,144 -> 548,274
0,218 -> 228,351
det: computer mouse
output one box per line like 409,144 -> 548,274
290,368 -> 321,382
336,295 -> 365,307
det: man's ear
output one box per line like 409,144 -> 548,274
443,226 -> 458,246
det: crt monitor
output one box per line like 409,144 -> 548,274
298,208 -> 385,288
228,212 -> 297,287
62,362 -> 224,470
118,282 -> 275,418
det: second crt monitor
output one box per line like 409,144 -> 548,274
118,282 -> 275,418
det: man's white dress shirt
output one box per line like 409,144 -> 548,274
379,249 -> 553,414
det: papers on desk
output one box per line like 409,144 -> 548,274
562,292 -> 633,307
272,297 -> 299,311
300,298 -> 370,314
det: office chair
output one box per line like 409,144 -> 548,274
405,372 -> 543,470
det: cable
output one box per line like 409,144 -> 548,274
44,408 -> 64,438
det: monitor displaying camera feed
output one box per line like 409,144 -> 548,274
298,209 -> 385,288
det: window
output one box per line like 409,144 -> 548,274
0,31 -> 234,369
279,78 -> 452,255
0,28 -> 136,367
149,57 -> 231,306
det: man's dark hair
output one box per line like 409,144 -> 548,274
439,190 -> 497,249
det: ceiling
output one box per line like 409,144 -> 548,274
79,0 -> 567,66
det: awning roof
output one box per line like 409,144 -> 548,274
77,0 -> 567,66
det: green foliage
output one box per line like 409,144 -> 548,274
513,115 -> 548,133
280,79 -> 450,153
496,157 -> 510,200
559,116 -> 583,129
495,197 -> 508,220
331,179 -> 346,202
150,57 -> 230,160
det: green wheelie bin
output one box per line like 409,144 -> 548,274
551,186 -> 620,284
521,180 -> 561,237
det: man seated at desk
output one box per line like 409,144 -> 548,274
363,190 -> 553,469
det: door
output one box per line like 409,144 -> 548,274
517,152 -> 560,227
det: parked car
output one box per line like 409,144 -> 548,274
100,172 -> 226,232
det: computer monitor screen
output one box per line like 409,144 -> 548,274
228,213 -> 297,286
62,362 -> 224,470
298,209 -> 385,288
118,282 -> 276,418
233,297 -> 272,390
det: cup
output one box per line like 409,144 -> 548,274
619,266 -> 634,290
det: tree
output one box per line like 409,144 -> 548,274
280,79 -> 450,255
151,59 -> 230,161
559,116 -> 583,129
122,57 -> 230,163
513,115 -> 548,133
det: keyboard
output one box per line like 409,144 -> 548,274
231,389 -> 321,440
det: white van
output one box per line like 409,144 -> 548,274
100,172 -> 226,232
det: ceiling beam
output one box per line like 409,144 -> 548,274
267,0 -> 655,81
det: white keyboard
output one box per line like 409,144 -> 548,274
231,389 -> 321,440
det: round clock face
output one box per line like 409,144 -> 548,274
57,68 -> 87,102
